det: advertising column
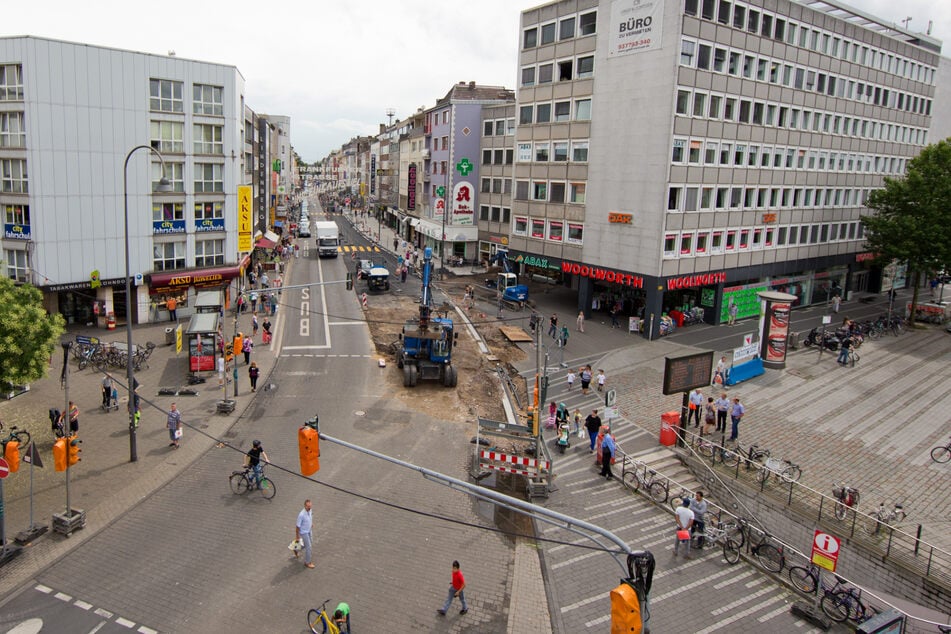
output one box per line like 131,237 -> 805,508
757,291 -> 797,369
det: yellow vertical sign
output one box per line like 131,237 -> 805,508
238,185 -> 252,252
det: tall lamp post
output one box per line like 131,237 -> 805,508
124,145 -> 173,462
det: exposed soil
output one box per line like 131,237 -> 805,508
362,276 -> 527,424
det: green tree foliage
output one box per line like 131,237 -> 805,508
862,139 -> 951,324
0,278 -> 65,385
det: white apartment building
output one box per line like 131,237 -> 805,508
513,0 -> 941,338
0,36 -> 246,325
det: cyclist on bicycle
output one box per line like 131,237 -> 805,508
245,440 -> 269,489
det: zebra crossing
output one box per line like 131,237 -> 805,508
336,244 -> 381,253
536,376 -> 826,632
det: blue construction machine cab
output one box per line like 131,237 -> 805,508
487,251 -> 529,303
397,247 -> 458,388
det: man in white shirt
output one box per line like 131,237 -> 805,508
296,499 -> 315,569
674,498 -> 695,557
687,388 -> 704,427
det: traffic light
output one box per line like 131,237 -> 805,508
53,438 -> 68,471
298,416 -> 320,476
68,435 -> 82,466
3,440 -> 19,473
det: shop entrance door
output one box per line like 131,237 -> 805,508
851,270 -> 869,294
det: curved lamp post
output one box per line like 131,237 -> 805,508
124,145 -> 173,462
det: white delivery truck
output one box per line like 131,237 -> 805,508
314,220 -> 340,257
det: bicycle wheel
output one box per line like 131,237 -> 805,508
781,465 -> 802,483
229,473 -> 249,494
720,522 -> 745,549
259,477 -> 276,499
648,481 -> 668,503
14,430 -> 30,447
820,591 -> 852,623
721,448 -> 741,467
722,538 -> 741,565
622,469 -> 641,493
931,445 -> 951,463
697,440 -> 714,458
788,566 -> 818,594
863,516 -> 882,536
746,523 -> 768,548
754,543 -> 785,573
307,609 -> 332,634
868,328 -> 881,341
834,501 -> 848,521
669,496 -> 684,513
756,466 -> 770,484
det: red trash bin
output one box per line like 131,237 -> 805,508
659,411 -> 680,446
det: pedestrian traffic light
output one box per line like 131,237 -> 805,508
3,440 -> 19,473
68,435 -> 82,466
298,417 -> 320,476
53,438 -> 68,472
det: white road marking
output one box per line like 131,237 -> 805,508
54,592 -> 72,602
34,585 -> 52,594
74,600 -> 93,610
115,617 -> 136,628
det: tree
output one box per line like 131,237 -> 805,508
0,278 -> 66,386
862,139 -> 951,325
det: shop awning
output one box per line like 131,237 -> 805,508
148,264 -> 243,294
409,218 -> 421,228
255,236 -> 276,248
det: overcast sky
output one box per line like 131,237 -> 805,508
10,0 -> 950,162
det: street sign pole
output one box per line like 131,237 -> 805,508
15,443 -> 48,544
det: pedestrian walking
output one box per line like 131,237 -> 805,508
294,243 -> 300,258
832,294 -> 841,313
262,317 -> 272,345
712,356 -> 727,386
559,325 -> 569,348
242,336 -> 253,365
252,312 -> 259,337
497,297 -> 504,319
248,362 -> 260,392
584,409 -> 602,453
260,272 -> 270,288
401,266 -> 408,283
59,401 -> 80,433
166,403 -> 183,448
528,311 -> 539,334
728,300 -> 738,326
580,366 -> 592,395
101,374 -> 114,408
572,409 -> 583,437
690,492 -> 708,547
576,310 -> 585,332
703,397 -> 716,435
249,291 -> 258,313
687,388 -> 703,427
729,396 -> 745,441
270,294 -> 278,315
393,237 -> 399,251
566,369 -> 576,390
166,296 -> 178,321
597,369 -> 606,392
674,498 -> 695,557
437,560 -> 468,616
610,301 -> 621,328
599,430 -> 616,479
714,393 -> 730,433
548,313 -> 558,339
296,499 -> 315,568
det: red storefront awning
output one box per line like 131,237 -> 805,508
148,264 -> 243,294
255,237 -> 276,249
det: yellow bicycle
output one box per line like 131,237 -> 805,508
307,599 -> 350,634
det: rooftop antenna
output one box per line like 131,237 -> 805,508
168,50 -> 176,57
900,16 -> 912,30
386,108 -> 396,125
927,20 -> 933,35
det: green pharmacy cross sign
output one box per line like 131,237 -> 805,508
455,158 -> 473,176
436,186 -> 446,197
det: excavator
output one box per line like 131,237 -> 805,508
486,251 -> 529,305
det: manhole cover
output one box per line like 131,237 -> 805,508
354,410 -> 366,417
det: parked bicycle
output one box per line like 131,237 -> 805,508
786,564 -> 873,623
694,520 -> 742,564
740,443 -> 770,470
229,466 -> 276,499
864,501 -> 906,536
729,517 -> 783,571
307,599 -> 350,634
621,459 -> 669,503
832,482 -> 860,520
0,420 -> 31,447
931,436 -> 951,464
757,457 -> 802,484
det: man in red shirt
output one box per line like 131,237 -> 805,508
437,560 -> 468,616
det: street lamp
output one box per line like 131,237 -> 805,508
123,145 -> 172,462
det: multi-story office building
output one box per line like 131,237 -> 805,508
512,0 -> 941,338
0,36 -> 251,325
477,103 -> 517,263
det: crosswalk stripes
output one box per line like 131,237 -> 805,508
337,245 -> 381,253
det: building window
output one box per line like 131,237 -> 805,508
195,239 -> 225,267
538,63 -> 554,84
481,178 -> 491,193
152,241 -> 186,271
571,141 -> 588,162
502,208 -> 511,224
492,178 -> 503,194
553,142 -> 568,161
566,222 -> 583,244
152,202 -> 184,222
4,248 -> 28,282
495,120 -> 506,135
579,11 -> 597,35
505,149 -> 513,164
515,181 -> 529,200
577,56 -> 594,79
517,143 -> 532,162
574,99 -> 591,120
550,182 -> 566,203
521,67 -> 536,87
560,16 -> 576,39
0,112 -> 25,147
506,118 -> 515,135
482,149 -> 492,164
664,234 -> 677,258
696,232 -> 708,253
514,216 -> 528,236
193,84 -> 224,116
519,105 -> 533,125
548,220 -> 564,241
491,207 -> 501,222
711,231 -> 723,252
531,219 -> 546,239
569,183 -> 586,204
153,162 -> 184,193
558,60 -> 573,81
483,121 -> 494,136
149,79 -> 184,113
680,233 -> 693,255
554,101 -> 571,121
195,201 -> 224,220
194,163 -> 224,193
0,64 -> 24,101
541,22 -> 556,45
535,142 -> 550,162
3,203 -> 29,225
0,159 -> 28,193
681,40 -> 696,66
532,182 -> 548,201
480,205 -> 490,221
194,124 -> 223,154
523,28 -> 538,48
150,120 -> 184,153
536,103 -> 552,123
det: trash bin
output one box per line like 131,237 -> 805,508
660,411 -> 680,446
165,327 -> 176,345
787,331 -> 800,350
106,312 -> 116,330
